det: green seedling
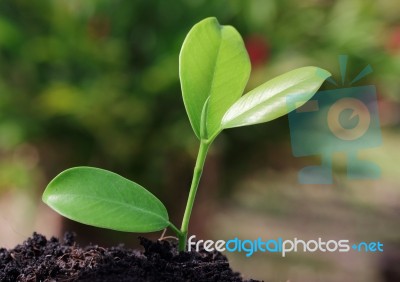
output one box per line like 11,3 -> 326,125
42,17 -> 331,251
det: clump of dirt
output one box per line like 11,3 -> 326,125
0,232 -> 260,282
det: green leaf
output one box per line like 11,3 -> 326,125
42,167 -> 169,233
180,17 -> 251,139
221,67 -> 331,129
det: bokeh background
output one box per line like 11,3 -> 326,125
0,0 -> 399,281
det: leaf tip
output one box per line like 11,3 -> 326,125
190,17 -> 220,32
315,67 -> 331,80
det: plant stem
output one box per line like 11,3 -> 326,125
179,139 -> 211,251
168,221 -> 184,241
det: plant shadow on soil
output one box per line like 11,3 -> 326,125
0,232 -> 261,282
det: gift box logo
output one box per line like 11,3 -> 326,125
287,56 -> 382,184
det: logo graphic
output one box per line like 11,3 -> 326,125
287,55 -> 382,184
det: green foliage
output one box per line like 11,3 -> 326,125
43,167 -> 169,232
221,67 -> 330,129
42,17 -> 330,251
180,18 -> 330,140
180,17 -> 251,140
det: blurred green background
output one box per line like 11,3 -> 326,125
0,0 -> 399,281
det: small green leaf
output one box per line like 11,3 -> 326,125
180,17 -> 251,139
221,67 -> 331,129
200,96 -> 210,139
42,167 -> 169,232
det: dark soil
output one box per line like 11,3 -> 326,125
0,233 -> 260,282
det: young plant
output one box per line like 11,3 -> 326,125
42,17 -> 330,251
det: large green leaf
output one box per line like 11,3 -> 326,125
180,17 -> 251,140
42,167 -> 169,232
221,67 -> 331,129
